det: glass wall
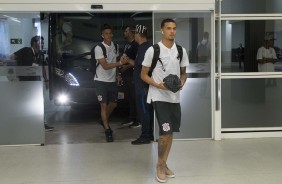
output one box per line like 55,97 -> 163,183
222,78 -> 282,128
221,20 -> 282,73
0,13 -> 45,145
219,0 -> 282,137
221,0 -> 282,14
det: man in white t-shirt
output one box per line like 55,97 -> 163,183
257,33 -> 277,72
257,33 -> 278,86
94,24 -> 128,142
141,18 -> 189,183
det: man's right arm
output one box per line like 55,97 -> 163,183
98,57 -> 126,70
141,47 -> 167,90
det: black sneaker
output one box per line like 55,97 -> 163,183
44,124 -> 54,132
105,129 -> 113,142
131,137 -> 151,145
129,122 -> 141,128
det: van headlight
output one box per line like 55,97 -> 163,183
65,73 -> 80,86
57,93 -> 69,104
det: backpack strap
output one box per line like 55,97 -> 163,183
98,42 -> 107,58
113,43 -> 118,54
148,44 -> 160,76
176,44 -> 183,63
149,44 -> 183,76
91,42 -> 107,78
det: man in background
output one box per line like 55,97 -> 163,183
129,24 -> 154,145
120,26 -> 140,128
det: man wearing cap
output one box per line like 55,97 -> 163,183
11,36 -> 54,131
120,26 -> 140,128
257,33 -> 278,86
141,18 -> 189,182
128,24 -> 154,145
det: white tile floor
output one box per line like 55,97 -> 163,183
1,138 -> 282,184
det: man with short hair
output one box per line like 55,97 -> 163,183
141,18 -> 189,182
94,24 -> 128,142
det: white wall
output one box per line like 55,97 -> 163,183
41,21 -> 49,50
176,20 -> 191,51
8,18 -> 34,54
266,0 -> 282,13
231,21 -> 245,49
8,14 -> 43,54
221,21 -> 232,63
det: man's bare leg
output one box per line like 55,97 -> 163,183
162,134 -> 175,177
106,101 -> 117,120
100,103 -> 109,129
156,134 -> 173,182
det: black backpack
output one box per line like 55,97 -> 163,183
90,42 -> 118,77
143,44 -> 183,90
148,43 -> 183,76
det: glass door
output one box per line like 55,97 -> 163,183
153,12 -> 213,139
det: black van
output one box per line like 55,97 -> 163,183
48,13 -> 152,109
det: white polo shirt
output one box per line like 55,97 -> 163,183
94,41 -> 119,82
142,41 -> 189,103
256,46 -> 277,72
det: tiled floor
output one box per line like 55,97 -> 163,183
1,138 -> 282,184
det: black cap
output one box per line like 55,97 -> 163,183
135,24 -> 148,36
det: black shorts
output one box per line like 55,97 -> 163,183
94,80 -> 118,103
152,101 -> 181,136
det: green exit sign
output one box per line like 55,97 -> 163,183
10,38 -> 22,44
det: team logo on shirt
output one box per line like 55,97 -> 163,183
162,123 -> 171,132
97,95 -> 103,102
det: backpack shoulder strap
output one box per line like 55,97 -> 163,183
98,42 -> 107,58
148,44 -> 160,76
113,43 -> 118,54
176,44 -> 183,62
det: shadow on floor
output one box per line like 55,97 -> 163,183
45,107 -> 141,145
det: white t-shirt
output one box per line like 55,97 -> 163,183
62,22 -> 72,42
94,42 -> 119,82
142,42 -> 189,103
256,46 -> 277,72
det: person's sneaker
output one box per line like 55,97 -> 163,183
44,124 -> 54,132
129,122 -> 141,128
156,165 -> 167,183
131,136 -> 151,145
121,120 -> 134,126
105,129 -> 113,142
165,166 -> 175,178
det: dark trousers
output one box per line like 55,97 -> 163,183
123,75 -> 137,122
135,90 -> 153,137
